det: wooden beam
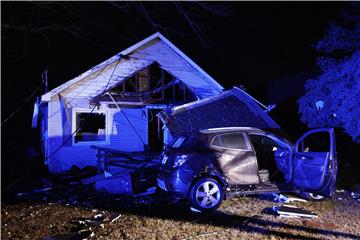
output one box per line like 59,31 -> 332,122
160,69 -> 165,100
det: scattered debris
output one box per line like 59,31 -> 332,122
336,189 -> 346,193
190,207 -> 202,213
16,187 -> 52,197
350,192 -> 360,202
302,219 -> 338,230
273,205 -> 318,218
181,231 -> 218,240
104,170 -> 113,178
262,193 -> 307,203
110,214 -> 121,224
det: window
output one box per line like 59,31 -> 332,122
73,110 -> 108,144
299,132 -> 330,152
249,134 -> 288,152
211,133 -> 249,150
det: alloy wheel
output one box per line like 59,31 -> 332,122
195,181 -> 221,208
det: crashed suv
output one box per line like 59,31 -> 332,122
157,127 -> 337,212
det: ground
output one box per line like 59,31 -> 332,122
2,184 -> 359,240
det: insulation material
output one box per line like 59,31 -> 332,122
61,58 -> 153,100
131,40 -> 221,98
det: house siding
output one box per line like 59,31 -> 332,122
47,97 -> 147,173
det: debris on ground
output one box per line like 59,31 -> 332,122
302,219 -> 339,230
3,186 -> 360,240
273,205 -> 318,218
350,192 -> 360,202
261,193 -> 307,203
190,207 -> 202,213
110,214 -> 122,224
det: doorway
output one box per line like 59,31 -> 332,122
148,109 -> 164,151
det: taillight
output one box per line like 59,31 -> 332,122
173,155 -> 188,168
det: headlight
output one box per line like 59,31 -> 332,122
173,155 -> 188,168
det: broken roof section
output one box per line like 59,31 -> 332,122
160,87 -> 285,137
41,32 -> 223,102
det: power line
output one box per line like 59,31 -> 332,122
45,59 -> 122,162
1,83 -> 43,126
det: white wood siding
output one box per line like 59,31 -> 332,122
47,97 -> 147,173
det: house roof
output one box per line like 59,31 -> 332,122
161,87 -> 286,137
41,32 -> 223,102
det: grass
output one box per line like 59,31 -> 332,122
2,187 -> 359,240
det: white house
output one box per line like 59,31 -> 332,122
38,32 -> 224,173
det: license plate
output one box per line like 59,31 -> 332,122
157,178 -> 167,191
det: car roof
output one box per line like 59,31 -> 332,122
199,127 -> 265,134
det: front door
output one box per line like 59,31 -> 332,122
292,128 -> 337,197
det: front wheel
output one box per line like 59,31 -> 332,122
189,177 -> 223,212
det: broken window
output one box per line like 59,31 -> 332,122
211,133 -> 249,150
73,111 -> 107,144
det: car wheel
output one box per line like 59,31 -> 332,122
300,191 -> 325,201
189,177 -> 223,212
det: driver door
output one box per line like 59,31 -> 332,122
292,128 -> 337,197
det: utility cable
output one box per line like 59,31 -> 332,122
1,83 -> 43,126
45,60 -> 122,162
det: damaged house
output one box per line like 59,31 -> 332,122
37,32 -> 282,174
39,32 -> 223,173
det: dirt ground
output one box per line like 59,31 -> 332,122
2,183 -> 359,240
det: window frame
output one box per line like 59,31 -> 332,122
210,132 -> 252,151
71,108 -> 110,146
248,133 -> 291,152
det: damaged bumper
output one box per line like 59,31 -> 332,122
157,168 -> 193,199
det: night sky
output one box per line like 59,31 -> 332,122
2,2 -> 349,151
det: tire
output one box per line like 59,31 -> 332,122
189,177 -> 224,212
300,191 -> 325,201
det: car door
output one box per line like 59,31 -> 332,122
292,128 -> 337,197
210,132 -> 260,186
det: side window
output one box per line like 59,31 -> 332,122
211,133 -> 249,150
250,134 -> 288,151
298,132 -> 330,152
212,135 -> 222,147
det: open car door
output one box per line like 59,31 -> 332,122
292,128 -> 337,197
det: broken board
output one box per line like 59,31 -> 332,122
274,205 -> 318,218
95,173 -> 133,195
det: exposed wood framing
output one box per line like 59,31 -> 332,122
161,69 -> 165,100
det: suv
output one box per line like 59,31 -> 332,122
157,127 -> 337,212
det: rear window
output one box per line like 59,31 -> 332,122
211,133 -> 249,150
